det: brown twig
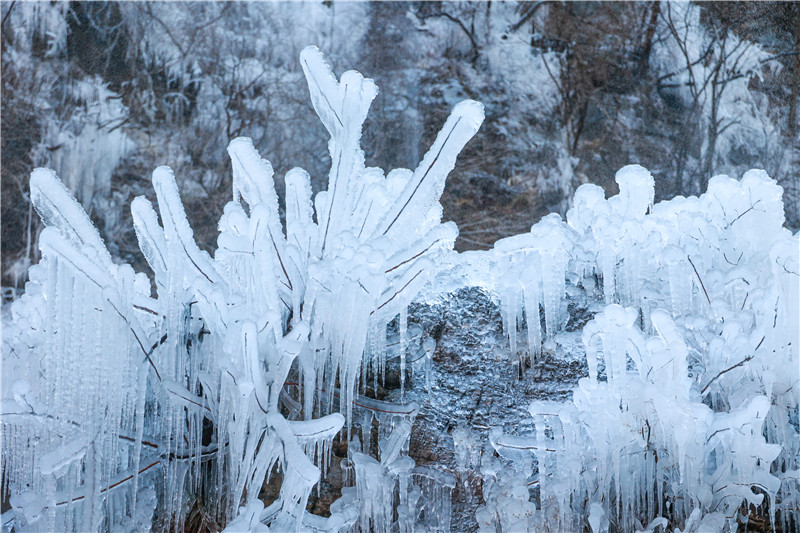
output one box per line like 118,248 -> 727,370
687,255 -> 711,305
701,336 -> 764,395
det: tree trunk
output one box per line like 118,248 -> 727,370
702,80 -> 719,194
638,1 -> 661,76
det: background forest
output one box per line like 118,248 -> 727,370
2,0 -> 799,289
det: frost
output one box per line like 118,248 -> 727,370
39,79 -> 133,211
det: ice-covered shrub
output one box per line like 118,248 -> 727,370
514,307 -> 779,532
338,413 -> 455,533
1,46 -> 482,532
486,165 -> 798,531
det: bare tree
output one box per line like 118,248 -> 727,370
660,2 -> 792,194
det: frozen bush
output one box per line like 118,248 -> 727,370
1,47 -> 481,532
486,165 -> 798,531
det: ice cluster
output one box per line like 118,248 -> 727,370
483,166 -> 798,531
2,47 -> 798,533
1,47 -> 480,532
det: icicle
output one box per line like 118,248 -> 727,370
422,338 -> 435,393
399,308 -> 407,400
521,268 -> 542,360
412,466 -> 456,533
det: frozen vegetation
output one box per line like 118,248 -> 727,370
2,45 -> 799,533
3,1 -> 799,289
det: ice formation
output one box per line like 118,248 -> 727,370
2,47 -> 481,532
338,402 -> 456,533
492,213 -> 575,363
481,165 -> 798,531
3,46 -> 798,533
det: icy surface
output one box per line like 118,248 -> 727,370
394,286 -> 600,532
